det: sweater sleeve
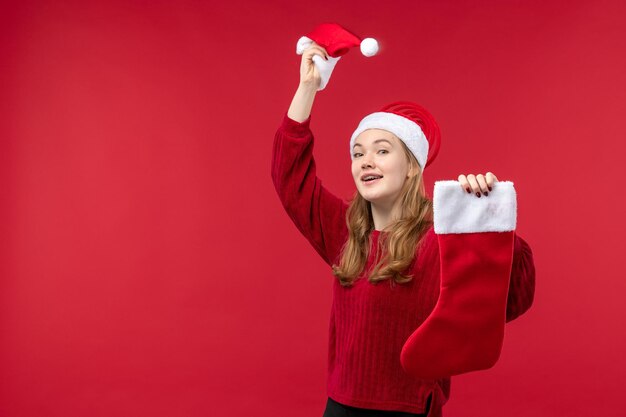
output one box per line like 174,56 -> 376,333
505,233 -> 536,322
271,112 -> 349,267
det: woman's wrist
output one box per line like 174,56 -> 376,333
297,81 -> 318,93
288,83 -> 318,122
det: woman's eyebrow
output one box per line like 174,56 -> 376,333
353,139 -> 393,148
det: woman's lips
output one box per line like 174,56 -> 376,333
362,177 -> 382,186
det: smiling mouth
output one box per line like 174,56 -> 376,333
362,175 -> 383,182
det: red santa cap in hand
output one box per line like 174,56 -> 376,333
296,23 -> 379,91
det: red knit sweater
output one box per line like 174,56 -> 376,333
271,112 -> 536,415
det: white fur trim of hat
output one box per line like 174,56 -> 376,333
349,112 -> 429,170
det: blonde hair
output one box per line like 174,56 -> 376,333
332,140 -> 433,287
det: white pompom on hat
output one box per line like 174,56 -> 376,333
296,23 -> 378,90
350,102 -> 442,171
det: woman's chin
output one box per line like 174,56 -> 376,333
359,189 -> 402,209
360,192 -> 387,205
357,184 -> 395,204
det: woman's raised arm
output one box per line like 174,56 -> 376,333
287,42 -> 328,122
272,43 -> 349,267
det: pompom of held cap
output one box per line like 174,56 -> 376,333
360,38 -> 379,57
295,23 -> 378,91
296,23 -> 376,58
350,101 -> 441,171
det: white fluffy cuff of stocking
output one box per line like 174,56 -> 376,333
433,180 -> 517,234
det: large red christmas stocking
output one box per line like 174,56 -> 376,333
401,180 -> 517,379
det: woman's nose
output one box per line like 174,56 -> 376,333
361,156 -> 374,169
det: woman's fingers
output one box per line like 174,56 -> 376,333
304,44 -> 329,60
486,172 -> 498,190
476,174 -> 490,196
458,172 -> 499,197
458,174 -> 472,194
302,46 -> 328,71
466,174 -> 482,197
299,45 -> 328,87
309,41 -> 329,57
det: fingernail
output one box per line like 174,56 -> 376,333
484,191 -> 489,196
466,187 -> 471,193
476,192 -> 481,198
488,186 -> 492,191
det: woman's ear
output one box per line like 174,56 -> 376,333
407,161 -> 420,178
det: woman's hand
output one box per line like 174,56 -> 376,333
299,41 -> 329,89
458,172 -> 498,197
287,42 -> 329,122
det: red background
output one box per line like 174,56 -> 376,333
2,1 -> 625,416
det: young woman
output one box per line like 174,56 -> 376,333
272,42 -> 535,417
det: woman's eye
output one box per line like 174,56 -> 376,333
378,149 -> 388,154
353,153 -> 362,158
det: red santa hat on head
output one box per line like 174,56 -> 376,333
296,23 -> 379,91
350,102 -> 441,171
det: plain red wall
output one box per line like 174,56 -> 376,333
2,1 -> 625,416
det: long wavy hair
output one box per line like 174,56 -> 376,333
331,140 -> 434,287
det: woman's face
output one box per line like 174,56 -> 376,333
351,129 -> 416,208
